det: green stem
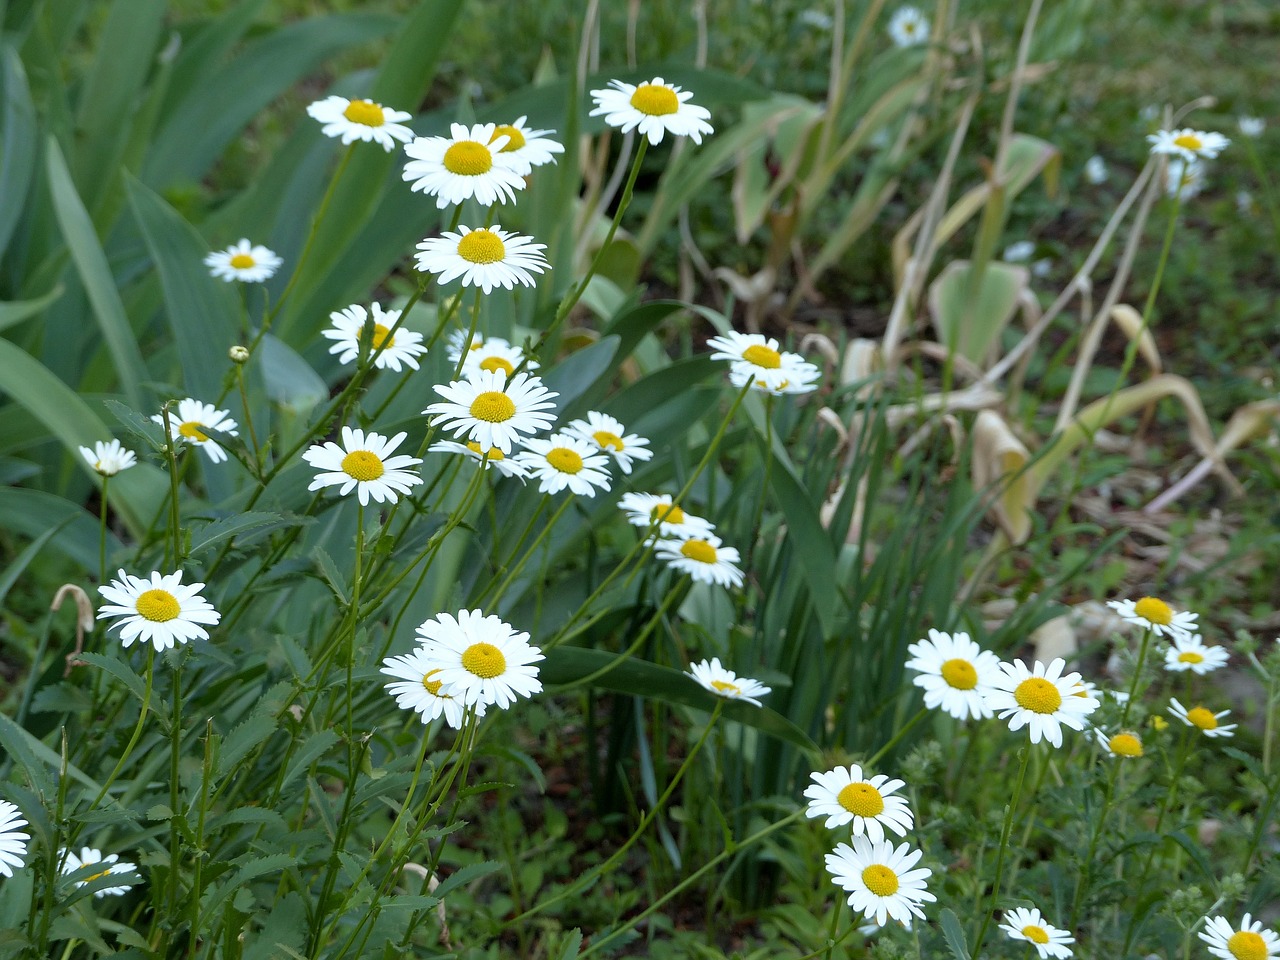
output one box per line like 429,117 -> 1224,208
1118,626 -> 1154,730
864,707 -> 929,769
160,404 -> 184,569
88,648 -> 155,811
1070,757 -> 1121,928
167,657 -> 184,932
971,743 -> 1033,960
235,365 -> 262,477
823,894 -> 844,960
98,475 -> 109,583
189,719 -> 214,958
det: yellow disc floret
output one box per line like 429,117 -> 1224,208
457,228 -> 506,264
421,669 -> 446,696
1133,596 -> 1173,625
940,658 -> 978,690
1172,133 -> 1204,152
1014,677 -> 1062,715
1186,706 -> 1218,730
680,540 -> 718,564
593,430 -> 624,451
546,447 -> 584,474
490,124 -> 526,152
343,99 -> 385,127
136,589 -> 180,623
741,344 -> 783,369
179,421 -> 210,442
711,679 -> 741,696
1021,925 -> 1050,945
1108,733 -> 1143,757
837,782 -> 885,817
479,356 -> 514,376
369,323 -> 395,350
341,450 -> 385,482
443,141 -> 493,176
861,864 -> 899,897
461,642 -> 507,679
466,441 -> 504,461
651,503 -> 685,524
1227,931 -> 1267,960
1177,651 -> 1204,664
469,391 -> 516,423
229,253 -> 255,269
630,83 -> 679,116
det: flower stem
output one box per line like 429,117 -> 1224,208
1118,626 -> 1154,730
971,742 -> 1033,960
98,475 -> 109,583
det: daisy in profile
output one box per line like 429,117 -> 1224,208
887,6 -> 930,47
983,658 -> 1099,748
999,906 -> 1075,959
1147,128 -> 1230,162
803,764 -> 913,841
307,95 -> 414,150
0,799 -> 29,878
706,331 -> 820,393
1164,634 -> 1228,675
429,440 -> 528,480
655,535 -> 744,588
1107,596 -> 1197,639
618,492 -> 716,540
204,239 -> 282,283
564,412 -> 653,474
381,646 -> 478,729
446,330 -> 504,365
488,116 -> 565,175
516,434 -> 612,497
589,77 -> 713,145
1238,116 -> 1266,139
687,658 -> 770,707
402,122 -> 526,209
1094,727 -> 1144,759
1168,697 -> 1237,739
302,427 -> 423,506
414,224 -> 549,294
1199,913 -> 1279,960
152,399 -> 239,464
425,370 -> 558,455
460,338 -> 537,380
97,570 -> 220,651
59,846 -> 137,897
322,303 -> 425,372
79,439 -> 137,477
415,610 -> 543,710
826,836 -> 935,926
904,629 -> 1001,721
729,362 -> 822,396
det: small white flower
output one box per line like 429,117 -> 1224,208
800,9 -> 834,29
887,6 -> 930,47
302,426 -> 424,506
1003,241 -> 1035,262
1168,697 -> 1237,738
425,370 -> 558,455
1199,913 -> 1279,960
0,799 -> 30,878
825,836 -> 935,926
589,76 -> 714,145
1031,257 -> 1053,278
446,330 -> 505,364
79,439 -> 137,477
415,610 -> 544,710
415,224 -> 549,294
152,398 -> 239,464
381,646 -> 478,729
204,239 -> 282,283
459,338 -> 538,380
728,361 -> 821,396
1084,154 -> 1109,184
1165,157 -> 1205,198
306,95 -> 414,150
486,116 -> 565,175
1238,190 -> 1256,215
999,906 -> 1075,959
707,331 -> 821,392
1093,727 -> 1144,759
983,658 -> 1099,748
402,122 -> 527,209
1147,127 -> 1230,162
617,492 -> 716,540
1106,596 -> 1197,639
515,434 -> 613,497
904,629 -> 1001,721
1238,116 -> 1266,138
59,846 -> 137,898
97,569 -> 221,652
687,657 -> 770,707
564,411 -> 653,474
1163,634 -> 1228,675
322,303 -> 425,372
428,440 -> 529,480
654,535 -> 744,588
803,764 -> 914,841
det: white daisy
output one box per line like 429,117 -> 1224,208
563,412 -> 653,474
446,330 -> 505,365
204,239 -> 282,283
1084,155 -> 1109,184
1199,913 -> 1280,960
1168,697 -> 1237,739
803,764 -> 914,841
654,535 -> 744,588
1164,634 -> 1229,675
79,439 -> 137,477
152,398 -> 239,464
380,646 -> 478,729
887,6 -> 930,47
825,836 -> 935,927
321,303 -> 426,372
428,440 -> 529,480
706,331 -> 820,392
588,77 -> 714,145
1165,157 -> 1205,198
1147,127 -> 1230,162
1093,727 -> 1145,759
515,434 -> 612,497
904,629 -> 1001,721
424,370 -> 558,455
415,610 -> 543,710
414,224 -> 549,294
1238,116 -> 1266,139
728,361 -> 822,396
999,906 -> 1075,959
59,846 -> 137,898
687,657 -> 770,707
302,426 -> 424,506
487,116 -> 564,175
306,95 -> 414,151
96,569 -> 220,652
402,122 -> 527,209
983,659 -> 1100,748
0,799 -> 29,878
1003,241 -> 1035,263
459,338 -> 538,380
1106,596 -> 1197,639
618,493 -> 716,540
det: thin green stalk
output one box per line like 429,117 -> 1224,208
307,734 -> 373,958
88,648 -> 155,812
971,743 -> 1033,960
479,495 -> 572,606
98,474 -> 109,583
1118,626 -> 1155,730
557,580 -> 688,692
235,364 -> 262,477
865,707 -> 929,768
345,504 -> 366,739
823,895 -> 843,960
189,719 -> 214,959
1070,757 -> 1122,927
167,657 -> 184,931
160,404 -> 184,569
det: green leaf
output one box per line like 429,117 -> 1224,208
0,284 -> 61,333
161,0 -> 265,121
257,335 -> 326,414
556,930 -> 583,960
431,860 -> 503,901
279,730 -> 340,793
0,46 -> 37,258
0,488 -> 117,571
543,336 -> 620,416
0,519 -> 70,609
199,853 -> 297,926
216,712 -> 277,779
189,511 -> 306,556
76,652 -> 147,705
927,260 -> 1029,365
0,714 -> 100,792
940,908 -> 971,960
311,547 -> 348,605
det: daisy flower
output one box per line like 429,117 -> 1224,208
425,370 -> 558,455
728,361 -> 821,396
59,846 -> 137,897
516,434 -> 612,497
487,116 -> 564,175
402,122 -> 526,209
803,764 -> 914,841
1164,634 -> 1229,675
706,331 -> 820,392
983,658 -> 1099,748
654,535 -> 744,588
1238,116 -> 1266,139
564,412 -> 653,474
381,646 -> 478,729
1084,155 -> 1109,184
1147,128 -> 1230,162
415,610 -> 543,710
97,569 -> 220,651
1199,913 -> 1280,960
414,224 -> 549,294
825,836 -> 935,927
1165,157 -> 1205,198
1003,241 -> 1035,263
79,439 -> 137,477
0,799 -> 29,878
446,330 -> 504,365
1106,596 -> 1197,639
1168,697 -> 1237,738
204,239 -> 282,283
302,426 -> 423,506
1094,727 -> 1145,759
618,493 -> 716,540
306,95 -> 413,151
460,338 -> 538,380
322,303 -> 425,372
429,440 -> 529,480
687,657 -> 770,707
999,907 -> 1075,959
589,77 -> 713,145
887,6 -> 930,47
904,629 -> 1001,721
152,398 -> 239,464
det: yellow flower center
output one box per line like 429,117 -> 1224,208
469,391 -> 516,422
369,323 -> 395,350
1177,651 -> 1204,664
479,356 -> 514,376
1133,596 -> 1173,625
442,140 -> 493,176
460,641 -> 506,679
1227,931 -> 1267,960
136,588 -> 180,623
1172,133 -> 1204,152
466,441 -> 504,461
837,782 -> 885,817
229,253 -> 255,269
421,669 -> 446,697
1186,706 -> 1218,730
1021,925 -> 1050,945
179,421 -> 209,442
340,450 -> 385,482
629,83 -> 680,116
1150,715 -> 1168,731
593,430 -> 624,451
651,503 -> 685,524
861,865 -> 899,897
680,539 -> 718,564
490,124 -> 526,152
1108,733 -> 1143,757
711,679 -> 741,696
457,228 -> 505,264
903,21 -> 918,34
343,99 -> 385,127
546,447 -> 584,474
1014,677 -> 1062,715
741,344 -> 783,369
940,658 -> 978,690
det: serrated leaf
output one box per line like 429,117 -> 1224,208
312,547 -> 348,605
199,853 -> 297,928
216,713 -> 277,779
431,860 -> 503,901
189,511 -> 304,556
556,930 -> 583,960
76,652 -> 147,704
280,730 -> 341,792
940,908 -> 970,960
103,398 -> 166,452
